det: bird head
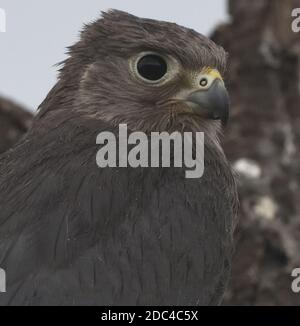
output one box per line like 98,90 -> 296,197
41,10 -> 229,137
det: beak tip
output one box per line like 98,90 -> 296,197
186,80 -> 230,126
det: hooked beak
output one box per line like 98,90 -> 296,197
185,79 -> 230,126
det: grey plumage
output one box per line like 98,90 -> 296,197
0,97 -> 32,154
0,10 -> 238,306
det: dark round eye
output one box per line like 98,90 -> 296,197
200,78 -> 208,87
137,55 -> 168,81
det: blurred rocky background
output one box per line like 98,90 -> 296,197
0,97 -> 32,154
211,0 -> 300,305
0,0 -> 300,306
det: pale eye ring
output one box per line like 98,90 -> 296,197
130,52 -> 180,86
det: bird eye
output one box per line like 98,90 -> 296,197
137,55 -> 168,81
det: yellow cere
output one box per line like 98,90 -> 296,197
202,67 -> 223,81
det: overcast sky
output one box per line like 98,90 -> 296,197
0,0 -> 227,111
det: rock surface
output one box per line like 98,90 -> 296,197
212,0 -> 300,305
0,97 -> 33,154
